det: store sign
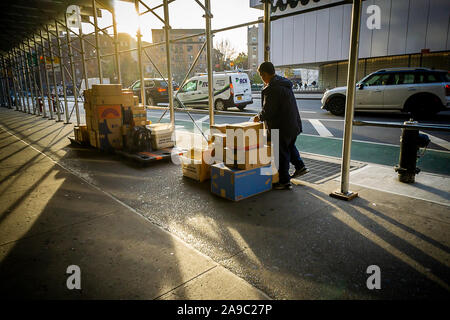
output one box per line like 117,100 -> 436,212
270,0 -> 337,15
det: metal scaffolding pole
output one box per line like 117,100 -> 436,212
22,44 -> 36,114
20,46 -> 31,113
6,56 -> 13,108
92,0 -> 103,84
17,48 -> 26,112
65,15 -> 80,126
34,39 -> 46,118
330,0 -> 362,201
9,52 -> 19,111
263,0 -> 271,62
47,25 -> 63,122
40,30 -> 53,119
11,49 -> 22,111
13,50 -> 24,111
79,33 -> 90,92
55,20 -> 70,123
0,56 -> 8,107
163,0 -> 174,126
112,8 -> 121,84
27,39 -> 39,115
204,0 -> 214,127
135,0 -> 146,106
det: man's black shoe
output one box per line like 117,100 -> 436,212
273,182 -> 292,190
291,166 -> 309,179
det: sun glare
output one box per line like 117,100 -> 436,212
114,1 -> 139,39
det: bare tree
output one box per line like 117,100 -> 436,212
214,38 -> 237,70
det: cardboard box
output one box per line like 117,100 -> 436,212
121,125 -> 131,136
133,96 -> 139,106
180,156 -> 211,182
151,131 -> 174,149
98,131 -> 123,151
224,145 -> 271,170
147,123 -> 175,149
89,130 -> 99,148
210,123 -> 228,134
225,122 -> 264,149
91,94 -> 134,107
211,163 -> 272,201
83,89 -> 92,104
92,84 -> 123,96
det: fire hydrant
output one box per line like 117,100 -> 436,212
395,120 -> 430,183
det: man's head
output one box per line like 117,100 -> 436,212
258,61 -> 275,85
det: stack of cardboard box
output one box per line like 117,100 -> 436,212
211,122 -> 270,170
83,84 -> 145,151
210,121 -> 277,201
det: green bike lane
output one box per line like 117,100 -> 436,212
148,115 -> 450,177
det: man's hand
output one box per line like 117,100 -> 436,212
251,115 -> 260,123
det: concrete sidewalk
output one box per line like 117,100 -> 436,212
0,107 -> 449,299
0,109 -> 268,299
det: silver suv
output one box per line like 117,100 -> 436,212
321,68 -> 450,118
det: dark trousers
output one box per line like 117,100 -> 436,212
278,135 -> 305,184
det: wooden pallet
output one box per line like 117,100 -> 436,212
69,137 -> 184,164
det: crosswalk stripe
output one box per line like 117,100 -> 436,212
195,115 -> 209,123
308,119 -> 333,137
420,131 -> 450,150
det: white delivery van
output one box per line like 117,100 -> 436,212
174,72 -> 253,111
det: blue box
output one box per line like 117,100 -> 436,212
211,163 -> 272,201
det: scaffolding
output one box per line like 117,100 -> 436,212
0,0 -> 362,200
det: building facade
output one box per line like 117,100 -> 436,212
148,29 -> 207,84
247,26 -> 259,71
251,0 -> 450,89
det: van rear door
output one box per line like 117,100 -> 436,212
230,74 -> 252,105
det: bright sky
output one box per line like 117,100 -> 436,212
86,0 -> 262,57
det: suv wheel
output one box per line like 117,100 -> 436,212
214,99 -> 227,111
408,95 -> 440,120
327,96 -> 345,116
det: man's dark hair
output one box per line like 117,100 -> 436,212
258,61 -> 275,75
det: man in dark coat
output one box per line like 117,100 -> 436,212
253,61 -> 308,190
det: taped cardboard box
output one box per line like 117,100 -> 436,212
225,122 -> 264,149
210,123 -> 228,134
151,132 -> 174,149
91,93 -> 134,107
92,84 -> 122,96
180,156 -> 211,182
223,145 -> 271,170
211,163 -> 272,201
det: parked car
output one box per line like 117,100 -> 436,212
321,68 -> 450,118
129,78 -> 179,106
174,72 -> 253,111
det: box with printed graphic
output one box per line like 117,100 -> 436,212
211,163 -> 272,201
